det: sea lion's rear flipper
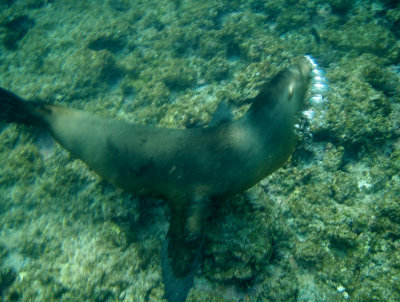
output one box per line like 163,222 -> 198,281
0,87 -> 47,126
162,196 -> 209,302
161,231 -> 203,302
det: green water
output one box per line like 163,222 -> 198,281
0,0 -> 399,301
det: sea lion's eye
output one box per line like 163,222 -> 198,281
288,83 -> 294,100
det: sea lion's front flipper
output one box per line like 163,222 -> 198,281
161,195 -> 210,302
209,101 -> 233,127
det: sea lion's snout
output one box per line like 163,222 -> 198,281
289,58 -> 313,94
298,57 -> 313,81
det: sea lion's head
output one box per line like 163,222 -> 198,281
276,57 -> 313,116
249,57 -> 312,122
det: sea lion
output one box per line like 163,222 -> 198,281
0,57 -> 312,301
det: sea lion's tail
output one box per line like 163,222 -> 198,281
0,87 -> 46,126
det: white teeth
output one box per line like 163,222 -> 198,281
305,55 -> 329,106
312,75 -> 327,84
311,83 -> 329,96
309,95 -> 324,104
312,68 -> 325,77
305,55 -> 318,68
302,109 -> 315,119
312,82 -> 328,90
301,55 -> 330,131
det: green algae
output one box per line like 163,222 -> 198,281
0,0 -> 399,301
0,14 -> 34,50
204,187 -> 275,285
